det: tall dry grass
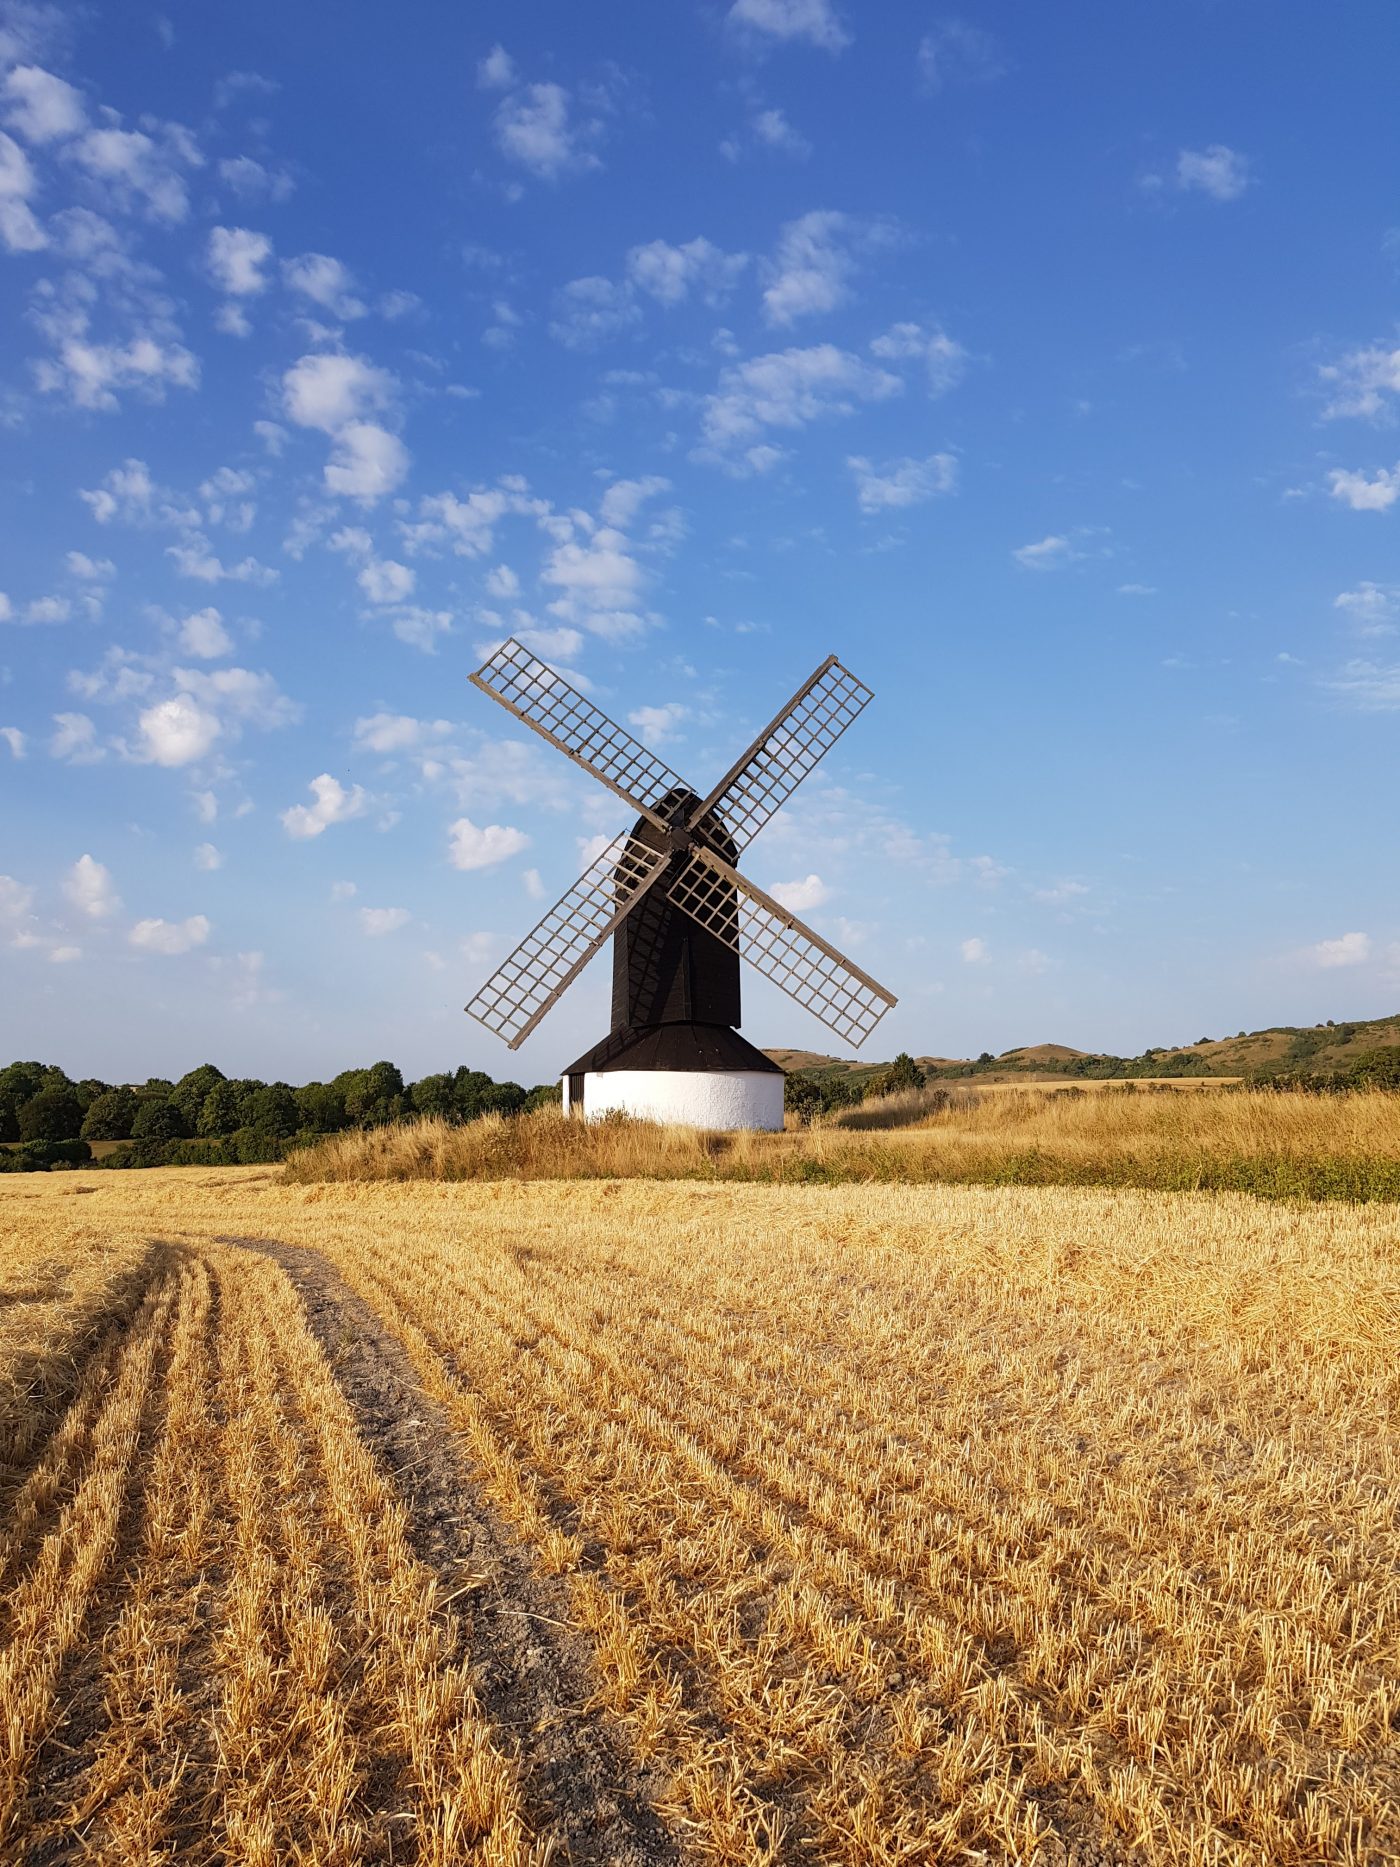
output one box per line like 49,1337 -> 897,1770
285,1086 -> 1400,1201
9,1167 -> 1397,1863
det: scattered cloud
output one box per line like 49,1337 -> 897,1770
761,210 -> 887,326
63,853 -> 120,919
1318,343 -> 1400,422
625,236 -> 748,306
548,275 -> 641,350
1013,534 -> 1078,570
282,252 -> 366,320
1304,931 -> 1371,969
207,225 -> 272,297
960,935 -> 989,964
448,815 -> 530,871
917,20 -> 1003,91
1323,659 -> 1400,711
1172,145 -> 1252,202
1334,583 -> 1398,635
869,321 -> 967,395
0,727 -> 23,758
352,713 -> 453,754
3,64 -> 87,143
129,913 -> 211,955
628,702 -> 687,747
1328,465 -> 1399,512
357,557 -> 415,605
281,772 -> 368,838
727,0 -> 850,53
177,606 -> 233,658
698,343 -> 902,472
1117,582 -> 1157,597
138,693 -> 221,766
848,451 -> 957,512
194,841 -> 222,870
358,905 -> 410,936
50,712 -> 102,762
769,872 -> 830,911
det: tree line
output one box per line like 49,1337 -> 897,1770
0,1060 -> 559,1171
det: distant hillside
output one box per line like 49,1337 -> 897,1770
766,1011 -> 1400,1085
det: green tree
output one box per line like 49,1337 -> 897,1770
143,1077 -> 175,1095
198,1079 -> 247,1136
784,1073 -> 824,1125
410,1072 -> 457,1121
19,1088 -> 84,1143
171,1064 -> 226,1130
0,1098 -> 17,1143
0,1062 -> 47,1107
131,1098 -> 187,1143
452,1068 -> 496,1121
480,1080 -> 526,1116
342,1061 -> 405,1126
246,1082 -> 299,1137
295,1082 -> 346,1133
882,1052 -> 926,1094
81,1088 -> 138,1141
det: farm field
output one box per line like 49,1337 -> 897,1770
3,1167 -> 1399,1864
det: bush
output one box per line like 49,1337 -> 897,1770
131,1098 -> 187,1143
0,1137 -> 93,1172
246,1083 -> 299,1137
19,1088 -> 83,1143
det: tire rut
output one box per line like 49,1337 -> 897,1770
218,1235 -> 683,1867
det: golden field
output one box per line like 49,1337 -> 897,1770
3,1166 -> 1399,1864
287,1087 -> 1400,1203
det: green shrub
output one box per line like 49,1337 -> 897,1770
19,1088 -> 83,1143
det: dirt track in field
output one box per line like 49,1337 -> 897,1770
221,1236 -> 683,1867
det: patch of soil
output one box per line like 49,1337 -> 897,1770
221,1236 -> 683,1867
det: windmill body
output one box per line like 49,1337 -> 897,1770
465,642 -> 897,1130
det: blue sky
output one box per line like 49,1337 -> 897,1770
2,0 -> 1397,1084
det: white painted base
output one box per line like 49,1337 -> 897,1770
563,1069 -> 784,1131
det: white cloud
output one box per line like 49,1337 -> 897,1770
761,210 -> 866,326
194,841 -> 222,870
1013,534 -> 1077,570
1117,582 -> 1157,597
330,880 -> 357,901
217,154 -> 294,203
495,81 -> 599,180
1174,145 -> 1252,202
1334,583 -> 1398,635
325,422 -> 409,502
1318,344 -> 1400,422
49,945 -> 80,964
166,539 -> 277,584
699,343 -> 902,470
282,352 -> 395,432
523,867 -> 546,901
0,727 -> 23,758
50,712 -> 102,763
1305,931 -> 1371,969
66,550 -> 115,580
64,853 -> 120,919
358,905 -> 410,936
357,557 -> 415,605
477,44 -> 517,90
404,479 -> 546,559
918,20 -> 1003,90
1328,466 -> 1399,512
130,914 -> 211,955
870,321 -> 968,395
79,457 -> 164,524
281,772 -> 368,838
282,252 -> 366,319
391,607 -> 455,652
0,875 -> 36,940
769,872 -> 830,911
1324,659 -> 1400,711
848,452 -> 957,512
485,563 -> 519,597
68,125 -> 194,223
0,129 -> 45,251
24,596 -> 70,623
207,225 -> 272,296
33,325 -> 199,412
138,693 -> 221,766
448,815 -> 530,871
353,712 -> 452,754
3,65 -> 86,143
548,275 -> 641,350
625,237 -> 748,306
177,606 -> 233,658
628,702 -> 687,747
598,475 -> 671,529
728,0 -> 849,52
752,107 -> 809,155
960,936 -> 989,964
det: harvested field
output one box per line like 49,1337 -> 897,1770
287,1088 -> 1400,1202
2,1167 -> 1399,1863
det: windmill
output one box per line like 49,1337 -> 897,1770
464,638 -> 897,1129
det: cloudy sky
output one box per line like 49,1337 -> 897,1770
2,0 -> 1397,1083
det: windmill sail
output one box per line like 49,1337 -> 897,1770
471,639 -> 686,831
687,655 -> 873,853
465,834 -> 670,1049
665,845 -> 896,1048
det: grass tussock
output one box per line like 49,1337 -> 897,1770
285,1086 -> 1400,1201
